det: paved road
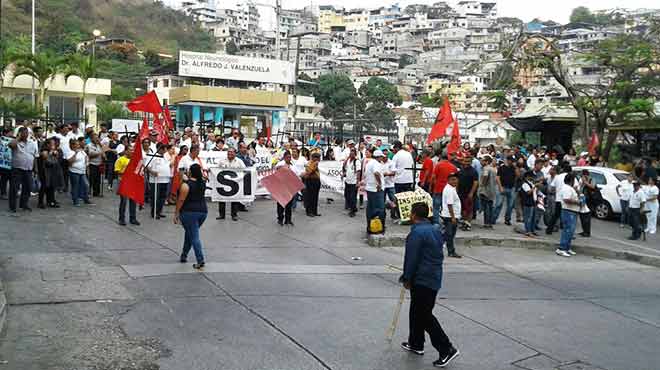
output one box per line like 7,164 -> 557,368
0,194 -> 659,370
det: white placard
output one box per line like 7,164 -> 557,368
209,167 -> 257,202
179,51 -> 295,85
318,161 -> 345,195
110,119 -> 141,133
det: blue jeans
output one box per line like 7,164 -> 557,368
69,172 -> 89,205
493,188 -> 515,223
432,194 -> 443,225
559,210 -> 577,251
179,211 -> 207,264
620,200 -> 629,225
481,195 -> 494,226
384,187 -> 397,219
442,217 -> 457,254
366,190 -> 385,232
523,206 -> 536,233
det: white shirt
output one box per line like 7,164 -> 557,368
629,189 -> 646,209
145,154 -> 172,183
541,165 -> 551,177
381,160 -> 396,189
332,146 -> 342,161
643,185 -> 658,206
292,156 -> 308,176
343,158 -> 362,185
11,139 -> 38,171
392,149 -> 414,184
178,155 -> 205,172
55,133 -> 76,157
364,159 -> 383,192
67,150 -> 88,174
526,153 -> 537,169
618,180 -> 633,201
219,157 -> 246,169
275,160 -> 293,170
441,184 -> 461,219
340,147 -> 353,162
179,138 -> 192,149
559,183 -> 580,212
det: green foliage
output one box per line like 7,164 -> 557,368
488,62 -> 516,90
12,52 -> 66,110
110,85 -> 137,101
418,92 -> 444,108
569,7 -> 596,24
144,50 -> 161,67
97,98 -> 129,122
486,91 -> 511,112
314,73 -> 358,120
225,40 -> 239,55
0,97 -> 43,119
358,77 -> 403,129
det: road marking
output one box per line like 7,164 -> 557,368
121,262 -> 400,278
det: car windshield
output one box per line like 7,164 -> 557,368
613,173 -> 629,182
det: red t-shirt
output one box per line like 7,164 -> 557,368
432,160 -> 458,194
419,158 -> 434,184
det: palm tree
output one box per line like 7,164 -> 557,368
0,37 -> 30,95
487,91 -> 511,113
64,53 -> 102,122
12,52 -> 65,114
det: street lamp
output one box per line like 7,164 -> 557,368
92,29 -> 102,59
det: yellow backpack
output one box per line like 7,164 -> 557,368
369,217 -> 383,234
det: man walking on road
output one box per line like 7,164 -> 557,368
400,202 -> 460,368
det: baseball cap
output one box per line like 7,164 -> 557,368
373,150 -> 384,157
347,139 -> 355,145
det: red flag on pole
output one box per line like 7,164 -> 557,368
153,114 -> 169,145
163,105 -> 174,131
446,119 -> 461,157
117,120 -> 147,206
587,130 -> 599,156
138,116 -> 150,141
426,98 -> 454,144
127,91 -> 163,114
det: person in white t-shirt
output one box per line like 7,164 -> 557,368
643,176 -> 658,234
557,173 -> 580,257
616,173 -> 634,228
441,173 -> 462,257
381,149 -> 397,219
342,147 -> 361,217
391,140 -> 415,193
145,143 -> 172,219
274,150 -> 296,226
628,181 -> 646,240
364,149 -> 385,233
66,139 -> 92,206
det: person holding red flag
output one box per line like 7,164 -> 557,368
446,119 -> 461,157
117,120 -> 148,214
114,144 -> 140,226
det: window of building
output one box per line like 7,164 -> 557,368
163,79 -> 169,88
49,96 -> 80,123
152,80 -> 158,88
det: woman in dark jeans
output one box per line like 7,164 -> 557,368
37,139 -> 63,208
174,163 -> 208,270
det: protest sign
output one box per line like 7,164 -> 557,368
0,137 -> 12,170
253,149 -> 273,196
260,167 -> 304,207
395,188 -> 433,223
209,167 -> 257,202
110,119 -> 141,133
318,160 -> 344,195
199,151 -> 227,169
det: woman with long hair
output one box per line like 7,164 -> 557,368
169,146 -> 189,204
174,163 -> 208,270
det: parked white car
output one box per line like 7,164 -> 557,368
573,166 -> 630,219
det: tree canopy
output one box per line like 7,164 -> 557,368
314,73 -> 359,120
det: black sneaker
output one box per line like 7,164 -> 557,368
433,347 -> 460,367
448,253 -> 462,259
401,342 -> 424,355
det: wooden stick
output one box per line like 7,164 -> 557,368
386,287 -> 406,342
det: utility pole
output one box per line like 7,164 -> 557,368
275,0 -> 281,60
31,0 -> 35,107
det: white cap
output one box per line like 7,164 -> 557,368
116,144 -> 126,154
580,151 -> 589,157
373,150 -> 384,157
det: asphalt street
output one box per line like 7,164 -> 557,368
0,193 -> 659,370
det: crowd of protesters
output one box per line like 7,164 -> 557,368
2,121 -> 658,260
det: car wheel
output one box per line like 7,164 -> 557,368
594,201 -> 612,220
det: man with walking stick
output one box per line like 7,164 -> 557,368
399,202 -> 460,368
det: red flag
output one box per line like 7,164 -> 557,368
163,105 -> 174,131
117,136 -> 145,206
153,114 -> 169,145
138,116 -> 150,141
426,98 -> 454,144
260,166 -> 304,207
446,119 -> 461,157
587,130 -> 599,156
127,91 -> 163,114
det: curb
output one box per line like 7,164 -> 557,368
368,233 -> 660,269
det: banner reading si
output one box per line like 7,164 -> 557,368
209,167 -> 257,202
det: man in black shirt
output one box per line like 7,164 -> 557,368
458,156 -> 478,231
494,156 -> 517,225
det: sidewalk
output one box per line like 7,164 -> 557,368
369,216 -> 660,268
